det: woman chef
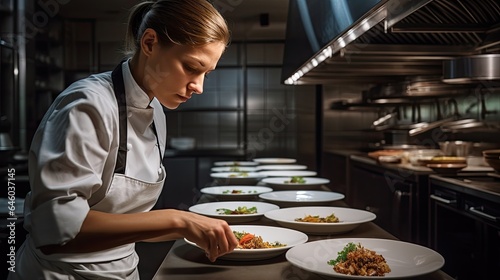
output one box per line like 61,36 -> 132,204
9,0 -> 238,279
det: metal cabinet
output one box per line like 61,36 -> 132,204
349,160 -> 413,242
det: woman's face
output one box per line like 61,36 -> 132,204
141,37 -> 226,109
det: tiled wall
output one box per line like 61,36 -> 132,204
165,41 -> 318,167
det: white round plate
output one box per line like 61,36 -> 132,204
211,166 -> 258,173
185,225 -> 308,261
286,238 -> 445,279
264,207 -> 376,235
255,164 -> 307,171
253,158 -> 297,164
258,170 -> 317,177
200,186 -> 273,201
259,190 -> 344,208
213,161 -> 259,167
210,172 -> 267,185
188,201 -> 279,223
261,177 -> 330,190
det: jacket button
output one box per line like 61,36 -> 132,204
127,143 -> 132,151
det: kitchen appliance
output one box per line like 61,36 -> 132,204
429,173 -> 500,280
443,54 -> 500,84
282,0 -> 500,85
438,141 -> 472,157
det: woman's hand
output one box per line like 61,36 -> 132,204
175,211 -> 238,262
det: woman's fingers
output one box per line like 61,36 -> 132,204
206,221 -> 237,262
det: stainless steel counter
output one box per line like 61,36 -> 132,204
152,195 -> 453,280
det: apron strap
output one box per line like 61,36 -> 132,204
111,62 -> 128,174
111,61 -> 162,174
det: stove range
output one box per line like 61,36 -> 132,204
430,172 -> 500,203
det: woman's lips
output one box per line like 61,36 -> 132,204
177,94 -> 190,102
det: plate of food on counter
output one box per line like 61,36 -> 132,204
213,161 -> 259,167
188,201 -> 279,223
185,225 -> 308,261
255,164 -> 307,171
210,166 -> 258,173
200,186 -> 273,201
252,158 -> 297,164
261,176 -> 330,190
258,170 -> 317,177
259,190 -> 344,208
286,238 -> 444,279
264,206 -> 376,234
210,172 -> 266,185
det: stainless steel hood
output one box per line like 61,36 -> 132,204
281,0 -> 500,85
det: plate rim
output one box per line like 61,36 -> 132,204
259,190 -> 345,203
257,170 -> 317,177
285,238 -> 445,279
252,158 -> 297,164
188,201 -> 280,219
184,224 -> 309,260
264,206 -> 376,226
200,186 -> 274,196
261,177 -> 330,186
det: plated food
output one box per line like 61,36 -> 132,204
234,230 -> 286,249
188,201 -> 279,223
200,186 -> 273,201
259,190 -> 344,208
210,172 -> 266,185
328,242 -> 391,276
264,206 -> 375,234
185,225 -> 308,261
286,238 -> 445,279
261,176 -> 330,190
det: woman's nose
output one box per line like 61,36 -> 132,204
188,77 -> 204,94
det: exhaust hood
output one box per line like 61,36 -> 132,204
281,0 -> 500,85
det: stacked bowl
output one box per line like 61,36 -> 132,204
483,150 -> 500,173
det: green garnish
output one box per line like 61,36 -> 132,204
284,176 -> 306,184
327,242 -> 358,266
216,206 -> 258,215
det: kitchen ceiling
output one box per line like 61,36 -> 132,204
57,0 -> 290,39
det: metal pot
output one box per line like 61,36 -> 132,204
438,141 -> 472,157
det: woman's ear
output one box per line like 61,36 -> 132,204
140,28 -> 158,57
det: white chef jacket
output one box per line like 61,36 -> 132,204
22,59 -> 166,256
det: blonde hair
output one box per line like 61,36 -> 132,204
125,0 -> 230,56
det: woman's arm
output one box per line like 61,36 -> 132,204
40,208 -> 238,262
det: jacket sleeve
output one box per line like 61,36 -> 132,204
25,89 -> 118,247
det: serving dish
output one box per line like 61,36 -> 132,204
264,206 -> 376,235
427,163 -> 467,174
422,156 -> 467,165
188,201 -> 279,223
210,166 -> 258,173
200,186 -> 273,201
252,158 -> 296,164
255,164 -> 307,171
259,190 -> 344,208
210,172 -> 266,185
213,161 -> 259,167
286,238 -> 445,279
261,177 -> 330,190
185,225 -> 308,261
